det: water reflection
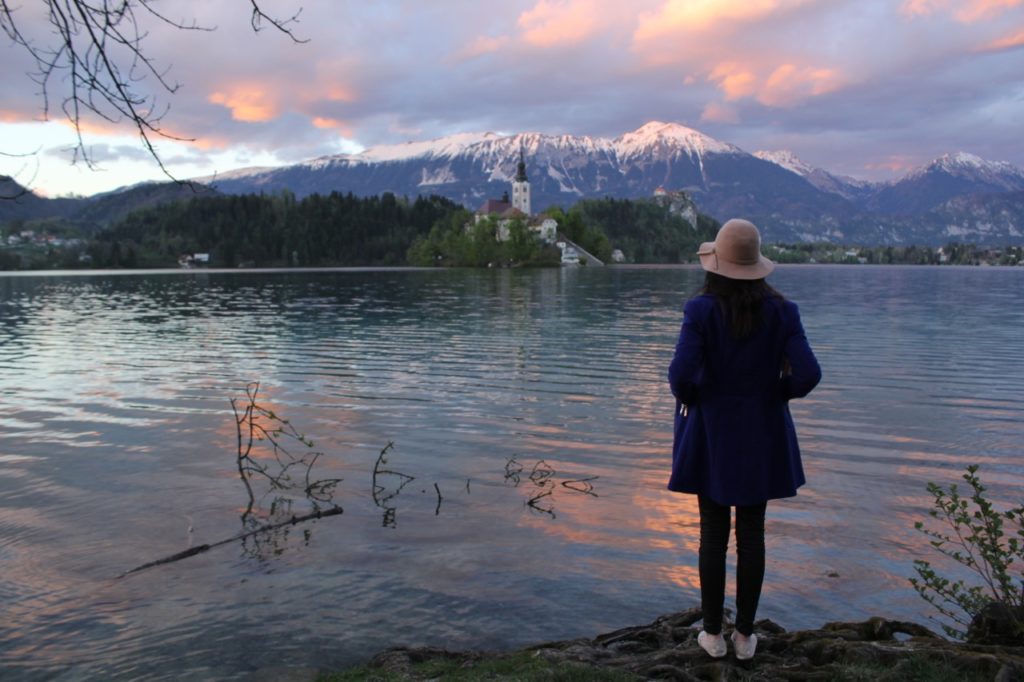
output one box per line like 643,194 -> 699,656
502,456 -> 600,517
372,443 -> 420,528
0,266 -> 1022,679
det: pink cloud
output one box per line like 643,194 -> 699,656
957,0 -> 1024,21
708,63 -> 758,101
517,0 -> 601,47
700,101 -> 740,123
311,117 -> 353,136
453,35 -> 512,61
980,26 -> 1024,49
323,85 -> 358,103
900,0 -> 942,17
758,63 -> 844,106
706,60 -> 845,107
900,0 -> 1023,21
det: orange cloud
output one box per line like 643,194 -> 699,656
0,110 -> 31,123
56,116 -> 128,138
181,135 -> 232,152
517,0 -> 600,47
700,100 -> 740,123
635,0 -> 810,42
208,86 -> 279,123
758,63 -> 843,106
708,62 -> 757,100
311,117 -> 353,136
981,26 -> 1024,49
706,60 -> 844,107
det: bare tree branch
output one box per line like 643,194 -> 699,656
249,0 -> 307,43
0,1 -> 306,193
0,148 -> 41,200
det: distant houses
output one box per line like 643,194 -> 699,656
178,252 -> 210,268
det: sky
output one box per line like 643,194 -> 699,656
1,0 -> 1023,197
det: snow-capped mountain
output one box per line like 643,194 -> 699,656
10,122 -> 1024,246
754,150 -> 877,202
183,124 -> 1024,245
753,150 -> 816,176
909,152 -> 1024,187
615,121 -> 740,160
203,122 -> 856,242
869,151 -> 1024,215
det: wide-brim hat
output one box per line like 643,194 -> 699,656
697,218 -> 775,280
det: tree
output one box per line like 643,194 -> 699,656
1,1 -> 305,191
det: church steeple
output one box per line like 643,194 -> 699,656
515,149 -> 528,182
511,146 -> 531,216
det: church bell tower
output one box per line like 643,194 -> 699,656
511,149 -> 531,217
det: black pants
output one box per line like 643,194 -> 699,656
698,495 -> 767,637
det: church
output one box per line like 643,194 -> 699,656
474,151 -> 557,244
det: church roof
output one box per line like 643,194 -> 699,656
477,199 -> 511,215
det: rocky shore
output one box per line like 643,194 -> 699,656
310,608 -> 1024,681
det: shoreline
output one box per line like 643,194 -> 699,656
292,608 -> 1024,681
2,262 -> 1024,278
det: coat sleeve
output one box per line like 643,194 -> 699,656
668,299 -> 705,406
779,302 -> 821,400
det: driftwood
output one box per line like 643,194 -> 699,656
118,506 -> 343,578
119,384 -> 603,578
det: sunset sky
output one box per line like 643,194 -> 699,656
1,0 -> 1023,197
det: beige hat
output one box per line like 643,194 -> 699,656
697,219 -> 775,280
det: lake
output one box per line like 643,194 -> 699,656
1,265 -> 1022,680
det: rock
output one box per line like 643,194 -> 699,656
340,611 -> 1024,681
643,663 -> 701,680
995,662 -> 1024,681
968,601 -> 1024,646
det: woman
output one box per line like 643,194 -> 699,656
668,218 -> 821,661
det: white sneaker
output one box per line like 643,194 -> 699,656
697,630 -> 727,658
731,631 -> 758,660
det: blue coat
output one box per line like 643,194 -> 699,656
668,294 -> 821,506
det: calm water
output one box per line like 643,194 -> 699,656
0,265 -> 1021,680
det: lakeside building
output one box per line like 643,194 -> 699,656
474,152 -> 555,245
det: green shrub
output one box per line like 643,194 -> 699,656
910,465 -> 1024,639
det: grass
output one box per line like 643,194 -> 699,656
318,650 -> 639,681
830,654 -> 992,682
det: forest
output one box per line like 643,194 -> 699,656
0,191 -> 714,269
78,191 -> 460,268
3,188 -> 1018,270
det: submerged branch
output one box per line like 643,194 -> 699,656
117,505 -> 343,578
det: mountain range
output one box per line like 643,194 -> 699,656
196,122 -> 1024,245
5,121 -> 1024,246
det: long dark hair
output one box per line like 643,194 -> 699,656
700,272 -> 784,339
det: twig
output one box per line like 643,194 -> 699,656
562,476 -> 599,496
529,460 -> 554,485
118,506 -> 342,577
